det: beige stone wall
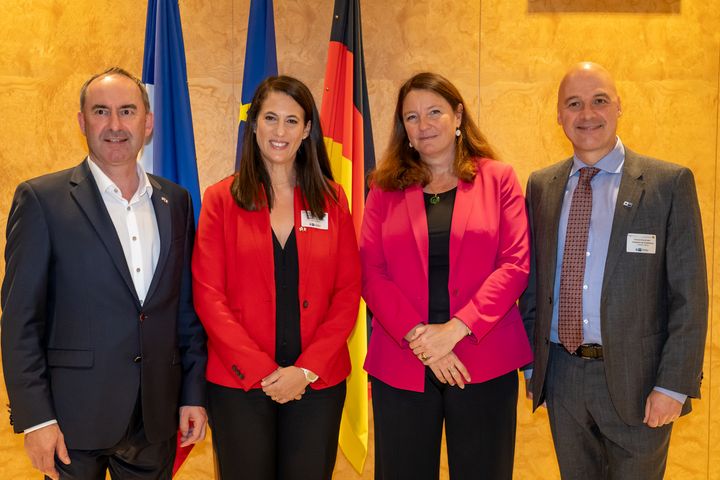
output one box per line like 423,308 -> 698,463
0,0 -> 717,478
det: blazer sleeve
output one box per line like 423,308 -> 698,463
519,174 -> 537,356
295,187 -> 361,385
177,191 -> 208,406
454,165 -> 531,341
360,187 -> 425,346
192,186 -> 277,390
655,167 -> 708,397
1,182 -> 56,432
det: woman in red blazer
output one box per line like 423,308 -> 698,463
192,76 -> 361,479
361,72 -> 532,480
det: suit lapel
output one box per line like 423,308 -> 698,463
405,185 -> 429,283
69,161 -> 139,304
539,160 -> 573,288
145,175 -> 172,302
602,151 -> 644,297
449,179 -> 473,270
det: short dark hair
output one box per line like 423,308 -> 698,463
231,75 -> 336,218
79,67 -> 151,112
370,72 -> 497,191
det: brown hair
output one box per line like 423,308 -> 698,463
231,76 -> 336,217
370,72 -> 497,191
80,67 -> 150,112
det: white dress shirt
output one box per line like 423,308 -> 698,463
86,157 -> 160,304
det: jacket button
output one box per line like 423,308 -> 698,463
548,296 -> 552,305
302,300 -> 309,308
139,313 -> 148,321
232,364 -> 245,380
133,355 -> 142,363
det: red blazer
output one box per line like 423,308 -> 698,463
361,158 -> 532,392
192,176 -> 361,391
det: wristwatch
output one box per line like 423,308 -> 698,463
300,367 -> 319,383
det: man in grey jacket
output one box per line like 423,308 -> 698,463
521,62 -> 707,479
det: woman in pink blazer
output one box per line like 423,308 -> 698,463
361,72 -> 532,480
192,76 -> 361,479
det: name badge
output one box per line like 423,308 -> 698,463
626,233 -> 656,254
300,210 -> 328,230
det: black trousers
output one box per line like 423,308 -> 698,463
52,397 -> 176,480
207,381 -> 346,480
371,369 -> 518,480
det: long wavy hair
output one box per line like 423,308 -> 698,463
370,72 -> 497,191
231,76 -> 336,217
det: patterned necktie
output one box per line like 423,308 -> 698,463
558,166 -> 600,353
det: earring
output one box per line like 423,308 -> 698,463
409,142 -> 413,149
455,128 -> 461,137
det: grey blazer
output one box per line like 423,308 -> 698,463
520,149 -> 708,425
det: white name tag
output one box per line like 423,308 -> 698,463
300,210 -> 328,230
626,233 -> 656,254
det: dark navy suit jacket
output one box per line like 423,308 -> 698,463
1,160 -> 207,449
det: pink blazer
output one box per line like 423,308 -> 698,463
360,158 -> 532,391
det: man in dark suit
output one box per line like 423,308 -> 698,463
521,62 -> 707,479
1,67 -> 207,479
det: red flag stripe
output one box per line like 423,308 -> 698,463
321,41 -> 355,163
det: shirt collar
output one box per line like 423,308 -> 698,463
86,156 -> 154,199
570,137 -> 625,177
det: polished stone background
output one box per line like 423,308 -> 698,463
0,0 -> 718,478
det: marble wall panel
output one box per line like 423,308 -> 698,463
181,0 -> 238,191
711,52 -> 720,480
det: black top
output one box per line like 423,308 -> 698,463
424,187 -> 457,324
272,229 -> 301,366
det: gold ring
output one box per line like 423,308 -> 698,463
420,353 -> 429,361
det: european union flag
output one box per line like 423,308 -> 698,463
236,0 -> 278,169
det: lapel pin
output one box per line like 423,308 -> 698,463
623,201 -> 633,208
161,196 -> 168,204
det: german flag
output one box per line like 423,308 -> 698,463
320,0 -> 375,474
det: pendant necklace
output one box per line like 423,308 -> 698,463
426,174 -> 457,205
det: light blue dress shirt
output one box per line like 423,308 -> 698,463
549,139 -> 624,345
